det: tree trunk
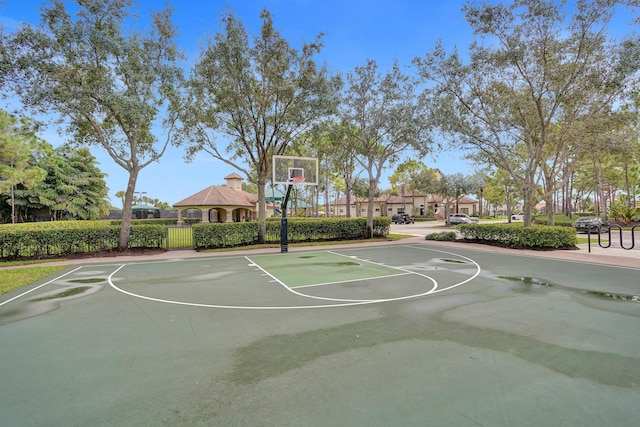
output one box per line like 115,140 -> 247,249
10,184 -> 16,224
624,162 -> 631,209
366,177 -> 376,238
545,192 -> 555,226
345,189 -> 351,218
257,181 -> 266,244
119,169 -> 139,251
597,158 -> 608,220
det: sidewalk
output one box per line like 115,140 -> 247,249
3,235 -> 638,270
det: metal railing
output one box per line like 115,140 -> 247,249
587,224 -> 638,252
165,225 -> 193,250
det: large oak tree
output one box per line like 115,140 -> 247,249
180,9 -> 341,243
7,0 -> 183,248
341,59 -> 430,237
415,0 -> 640,226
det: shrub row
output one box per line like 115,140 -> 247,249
0,217 -> 392,258
108,218 -> 201,226
425,231 -> 457,241
532,214 -> 575,227
0,222 -> 166,259
457,223 -> 577,249
193,217 -> 391,249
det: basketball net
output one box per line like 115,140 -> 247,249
290,175 -> 305,185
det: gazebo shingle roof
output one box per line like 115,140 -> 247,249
173,185 -> 257,207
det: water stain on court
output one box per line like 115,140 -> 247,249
497,275 -> 639,302
30,286 -> 91,301
226,307 -> 640,389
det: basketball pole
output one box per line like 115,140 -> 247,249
280,182 -> 294,253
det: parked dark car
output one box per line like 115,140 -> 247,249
447,213 -> 479,225
392,213 -> 413,224
572,217 -> 610,233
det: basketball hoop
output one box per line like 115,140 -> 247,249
290,175 -> 305,185
272,155 -> 317,253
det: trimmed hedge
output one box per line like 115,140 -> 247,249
193,217 -> 391,249
457,223 -> 577,249
108,218 -> 201,226
0,217 -> 393,258
425,231 -> 457,241
0,221 -> 166,259
532,214 -> 575,227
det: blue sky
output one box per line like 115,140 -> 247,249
1,1 -> 637,206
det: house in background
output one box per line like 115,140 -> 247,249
330,192 -> 478,219
173,173 -> 258,225
172,173 -> 479,224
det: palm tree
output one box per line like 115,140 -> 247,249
115,191 -> 126,208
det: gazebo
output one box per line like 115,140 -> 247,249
173,174 -> 258,225
131,204 -> 160,219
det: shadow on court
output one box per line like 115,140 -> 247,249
1,243 -> 639,426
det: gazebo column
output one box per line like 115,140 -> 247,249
177,208 -> 184,226
226,209 -> 234,222
201,208 -> 210,223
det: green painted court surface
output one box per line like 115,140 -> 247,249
249,251 -> 409,288
1,244 -> 639,426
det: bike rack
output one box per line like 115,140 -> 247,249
587,224 -> 638,252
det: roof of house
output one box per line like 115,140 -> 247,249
331,194 -> 477,205
173,185 -> 258,208
224,173 -> 244,180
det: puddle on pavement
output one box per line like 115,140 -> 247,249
30,286 -> 91,302
497,276 -> 639,303
584,291 -> 639,302
298,255 -> 315,259
439,258 -> 466,264
498,276 -> 552,287
69,278 -> 104,284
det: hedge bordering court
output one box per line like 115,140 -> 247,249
0,217 -> 392,258
457,223 -> 577,249
193,217 -> 391,249
0,221 -> 166,259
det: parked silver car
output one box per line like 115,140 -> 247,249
447,213 -> 479,225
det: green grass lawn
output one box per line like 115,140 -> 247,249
0,265 -> 68,297
576,237 -> 608,245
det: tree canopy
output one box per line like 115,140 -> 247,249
0,110 -> 47,223
7,0 -> 184,247
180,9 -> 341,242
415,0 -> 640,226
341,59 -> 431,236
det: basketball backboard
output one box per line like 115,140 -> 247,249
272,155 -> 318,186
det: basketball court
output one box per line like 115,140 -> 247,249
1,242 -> 639,426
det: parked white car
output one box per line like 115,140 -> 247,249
511,212 -> 524,221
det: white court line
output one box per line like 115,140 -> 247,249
246,253 -> 437,303
108,263 -> 401,309
0,266 -> 83,307
106,247 -> 482,310
327,250 -> 444,284
246,256 -> 379,303
295,272 -> 412,289
274,251 -> 439,302
405,245 -> 481,293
